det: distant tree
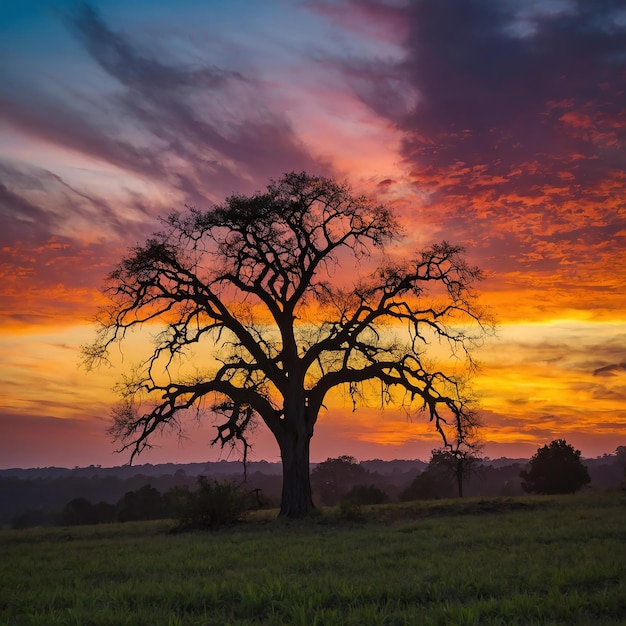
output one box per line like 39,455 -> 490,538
438,441 -> 483,498
520,439 -> 590,495
311,456 -> 370,506
400,450 -> 457,501
83,172 -> 491,518
117,484 -> 164,522
400,444 -> 483,501
173,477 -> 251,531
63,497 -> 96,526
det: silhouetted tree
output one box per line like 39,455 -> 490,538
84,172 -> 491,518
63,497 -> 96,525
434,441 -> 483,498
400,450 -> 457,501
520,439 -> 590,494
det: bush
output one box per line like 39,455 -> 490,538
173,477 -> 251,530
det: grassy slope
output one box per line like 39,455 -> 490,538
1,493 -> 624,625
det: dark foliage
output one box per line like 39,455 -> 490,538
62,498 -> 116,525
399,467 -> 455,501
399,450 -> 462,501
117,484 -> 165,522
311,456 -> 371,506
521,439 -> 591,495
342,484 -> 389,506
4,451 -> 624,529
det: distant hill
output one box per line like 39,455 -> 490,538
0,460 -> 282,480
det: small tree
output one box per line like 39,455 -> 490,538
521,439 -> 590,495
400,450 -> 456,501
84,172 -> 491,518
400,445 -> 482,501
444,442 -> 483,498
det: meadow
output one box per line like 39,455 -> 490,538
1,492 -> 624,625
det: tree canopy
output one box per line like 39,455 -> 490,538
84,171 -> 492,517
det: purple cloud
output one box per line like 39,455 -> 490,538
316,0 -> 626,285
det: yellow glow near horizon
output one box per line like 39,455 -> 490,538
2,297 -> 626,466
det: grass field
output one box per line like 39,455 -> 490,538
1,492 -> 624,625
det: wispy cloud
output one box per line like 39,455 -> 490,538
65,3 -> 323,198
0,3 -> 325,243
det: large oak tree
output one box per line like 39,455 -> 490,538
84,172 -> 491,517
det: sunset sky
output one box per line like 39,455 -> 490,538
1,0 -> 625,469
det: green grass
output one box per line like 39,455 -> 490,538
1,492 -> 624,625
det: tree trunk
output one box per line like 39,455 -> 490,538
456,460 -> 464,498
277,427 -> 314,518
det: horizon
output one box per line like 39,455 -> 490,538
1,0 -> 625,470
1,448 -> 615,473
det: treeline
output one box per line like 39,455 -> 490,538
2,452 -> 624,530
0,468 -> 282,529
